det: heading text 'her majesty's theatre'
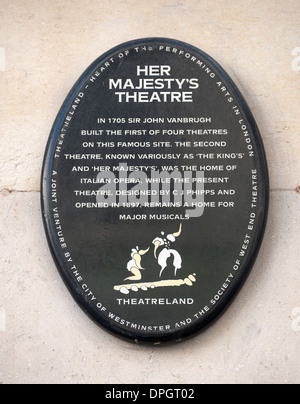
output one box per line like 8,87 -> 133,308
109,65 -> 200,103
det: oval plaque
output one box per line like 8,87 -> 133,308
41,38 -> 269,343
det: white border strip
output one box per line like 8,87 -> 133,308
0,308 -> 6,332
0,48 -> 6,72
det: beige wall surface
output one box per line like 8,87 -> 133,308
0,0 -> 299,384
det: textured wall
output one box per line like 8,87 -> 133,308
0,0 -> 299,384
